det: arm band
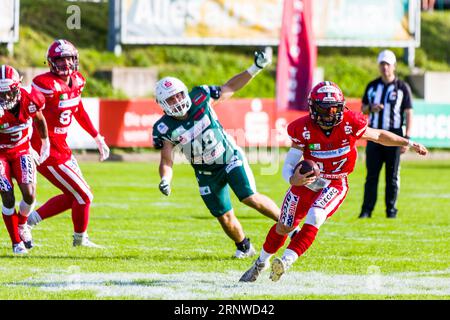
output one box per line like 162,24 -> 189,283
282,148 -> 303,183
246,64 -> 262,77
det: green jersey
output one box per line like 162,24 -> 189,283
153,85 -> 238,171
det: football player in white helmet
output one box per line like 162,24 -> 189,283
153,50 -> 298,259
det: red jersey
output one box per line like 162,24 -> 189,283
0,86 -> 45,156
287,110 -> 368,179
30,71 -> 98,165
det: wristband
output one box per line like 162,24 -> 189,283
407,140 -> 415,147
246,64 -> 262,77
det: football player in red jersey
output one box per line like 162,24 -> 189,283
0,65 -> 50,254
27,39 -> 110,248
240,81 -> 428,282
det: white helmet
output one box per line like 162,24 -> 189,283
155,76 -> 192,117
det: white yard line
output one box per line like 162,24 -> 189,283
10,269 -> 450,299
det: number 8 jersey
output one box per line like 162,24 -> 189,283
30,71 -> 99,165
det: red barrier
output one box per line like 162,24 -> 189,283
99,98 -> 366,148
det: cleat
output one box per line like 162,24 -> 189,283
18,224 -> 34,249
239,258 -> 268,282
13,242 -> 28,255
270,257 -> 291,282
234,243 -> 256,259
73,233 -> 103,248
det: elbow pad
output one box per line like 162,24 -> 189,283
282,148 -> 303,183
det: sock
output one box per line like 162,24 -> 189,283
18,200 -> 35,225
281,249 -> 299,265
286,223 -> 319,257
17,213 -> 28,225
258,248 -> 273,265
72,203 -> 90,233
74,231 -> 87,240
262,224 -> 288,254
37,194 -> 72,220
236,237 -> 251,252
2,207 -> 21,244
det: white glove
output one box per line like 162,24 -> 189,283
254,50 -> 272,69
247,50 -> 272,76
0,107 -> 4,118
38,138 -> 50,165
158,178 -> 171,196
95,134 -> 110,161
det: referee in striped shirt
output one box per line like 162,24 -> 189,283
359,50 -> 413,219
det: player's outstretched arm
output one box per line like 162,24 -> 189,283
362,127 -> 428,156
217,50 -> 272,102
158,140 -> 174,196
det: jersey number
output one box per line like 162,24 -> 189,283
192,129 -> 217,155
59,110 -> 72,125
10,131 -> 22,142
316,158 -> 348,173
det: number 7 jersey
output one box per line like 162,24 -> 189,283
287,110 -> 368,179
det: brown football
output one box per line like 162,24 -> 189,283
294,159 -> 320,178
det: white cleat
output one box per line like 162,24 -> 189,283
18,224 -> 34,249
239,258 -> 268,282
270,257 -> 291,282
13,242 -> 28,255
73,233 -> 103,248
234,243 -> 256,259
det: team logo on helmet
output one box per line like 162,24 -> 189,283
155,77 -> 192,118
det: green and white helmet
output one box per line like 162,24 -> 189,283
155,76 -> 192,117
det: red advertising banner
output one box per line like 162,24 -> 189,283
99,99 -> 163,148
98,98 -> 364,148
276,0 -> 316,111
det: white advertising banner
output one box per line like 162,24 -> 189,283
121,0 -> 283,45
120,0 -> 419,47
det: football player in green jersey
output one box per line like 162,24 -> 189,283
153,50 -> 281,258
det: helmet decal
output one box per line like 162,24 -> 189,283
308,81 -> 345,128
155,77 -> 192,118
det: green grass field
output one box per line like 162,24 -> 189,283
0,154 -> 449,300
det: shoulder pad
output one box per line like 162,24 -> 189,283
32,73 -> 55,96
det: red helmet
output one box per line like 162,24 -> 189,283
46,39 -> 79,76
308,81 -> 345,127
0,65 -> 22,110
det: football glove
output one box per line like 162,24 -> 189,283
95,134 -> 110,161
158,178 -> 171,196
254,50 -> 271,69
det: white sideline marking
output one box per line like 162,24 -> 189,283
11,269 -> 450,299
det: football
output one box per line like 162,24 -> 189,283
294,159 -> 320,178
